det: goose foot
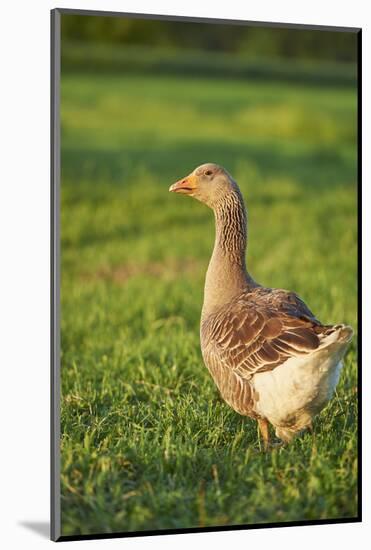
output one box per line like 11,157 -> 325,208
274,422 -> 315,445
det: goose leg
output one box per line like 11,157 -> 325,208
258,418 -> 270,450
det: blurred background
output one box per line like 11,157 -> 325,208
60,13 -> 358,537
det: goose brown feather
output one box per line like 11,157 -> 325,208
201,288 -> 333,382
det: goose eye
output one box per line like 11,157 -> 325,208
205,170 -> 213,176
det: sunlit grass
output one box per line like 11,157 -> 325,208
60,70 -> 358,536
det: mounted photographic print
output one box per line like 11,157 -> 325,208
51,8 -> 361,542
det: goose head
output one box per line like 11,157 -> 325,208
169,163 -> 237,208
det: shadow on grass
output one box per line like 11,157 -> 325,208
61,138 -> 356,190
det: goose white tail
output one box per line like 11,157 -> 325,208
252,323 -> 353,441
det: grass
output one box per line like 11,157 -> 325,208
60,65 -> 358,536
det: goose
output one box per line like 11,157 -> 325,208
169,162 -> 353,448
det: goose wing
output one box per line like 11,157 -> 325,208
201,288 -> 326,380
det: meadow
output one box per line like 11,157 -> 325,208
60,60 -> 358,535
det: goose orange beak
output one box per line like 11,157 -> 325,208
169,174 -> 198,194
